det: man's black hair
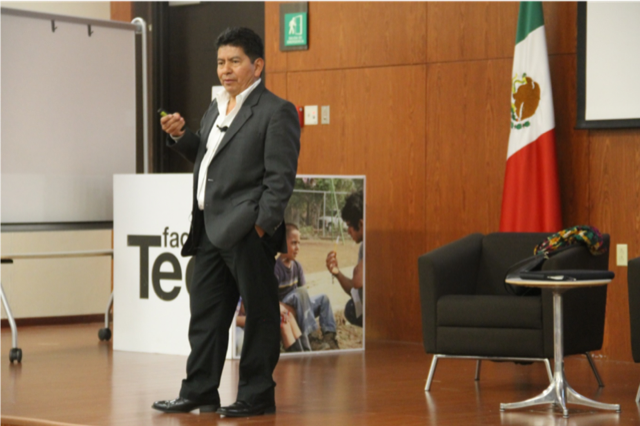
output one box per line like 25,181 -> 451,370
341,189 -> 364,231
216,27 -> 264,63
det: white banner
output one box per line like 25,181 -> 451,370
113,174 -> 234,357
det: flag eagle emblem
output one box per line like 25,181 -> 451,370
511,73 -> 541,130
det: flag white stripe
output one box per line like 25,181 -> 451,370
507,26 -> 555,160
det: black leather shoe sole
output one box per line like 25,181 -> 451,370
217,404 -> 276,417
152,399 -> 219,413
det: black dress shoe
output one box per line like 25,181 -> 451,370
152,397 -> 219,413
216,400 -> 276,417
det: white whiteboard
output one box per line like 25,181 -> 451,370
1,8 -> 137,224
585,2 -> 640,122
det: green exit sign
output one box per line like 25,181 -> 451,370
280,2 -> 308,51
284,12 -> 307,47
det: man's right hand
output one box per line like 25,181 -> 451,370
160,112 -> 186,138
326,251 -> 340,276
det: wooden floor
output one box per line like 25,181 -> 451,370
3,323 -> 640,426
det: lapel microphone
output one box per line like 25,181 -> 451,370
217,125 -> 228,132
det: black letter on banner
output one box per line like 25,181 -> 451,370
128,235 -> 161,299
152,253 -> 182,301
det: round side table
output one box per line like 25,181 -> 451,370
500,277 -> 620,418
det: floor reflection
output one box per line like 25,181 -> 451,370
500,409 -> 620,426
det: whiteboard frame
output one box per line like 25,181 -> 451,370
576,2 -> 640,129
1,7 -> 136,32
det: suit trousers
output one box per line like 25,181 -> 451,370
179,222 -> 283,406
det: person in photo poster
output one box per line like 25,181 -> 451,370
326,190 -> 364,327
154,27 -> 300,417
235,300 -> 246,355
276,223 -> 339,351
279,302 -> 309,352
236,299 -> 308,353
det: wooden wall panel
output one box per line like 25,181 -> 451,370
286,2 -> 427,71
110,2 -> 133,22
543,2 -> 578,55
549,55 -> 590,227
427,2 -> 519,63
287,70 -> 355,175
287,66 -> 426,341
265,72 -> 288,100
589,129 -> 640,362
427,2 -> 576,63
425,59 -> 512,250
264,2 -> 287,73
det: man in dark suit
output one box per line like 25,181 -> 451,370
152,27 -> 300,417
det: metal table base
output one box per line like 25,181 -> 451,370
500,288 -> 620,417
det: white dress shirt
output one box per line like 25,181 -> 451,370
194,78 -> 262,210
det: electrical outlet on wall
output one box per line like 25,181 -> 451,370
617,244 -> 628,266
304,106 -> 318,125
321,105 -> 330,124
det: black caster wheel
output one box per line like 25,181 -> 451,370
98,328 -> 112,341
9,348 -> 22,363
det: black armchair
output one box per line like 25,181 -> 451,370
627,256 -> 640,402
418,232 -> 610,391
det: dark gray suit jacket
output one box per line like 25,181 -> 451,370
168,83 -> 300,254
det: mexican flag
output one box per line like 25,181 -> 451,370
499,2 -> 562,232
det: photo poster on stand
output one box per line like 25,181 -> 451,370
233,175 -> 365,358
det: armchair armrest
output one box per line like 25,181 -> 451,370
418,233 -> 483,352
628,257 -> 640,362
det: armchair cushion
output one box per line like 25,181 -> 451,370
437,295 -> 542,329
436,328 -> 543,358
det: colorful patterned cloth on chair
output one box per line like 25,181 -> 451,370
534,225 -> 607,257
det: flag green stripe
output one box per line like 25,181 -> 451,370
515,2 -> 545,45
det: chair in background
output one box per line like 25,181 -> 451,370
418,232 -> 610,391
627,256 -> 640,402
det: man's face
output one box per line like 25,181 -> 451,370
346,220 -> 364,243
217,45 -> 263,98
285,230 -> 301,259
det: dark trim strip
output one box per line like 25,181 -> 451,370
1,314 -> 106,329
1,222 -> 113,233
576,2 -> 587,129
575,118 -> 640,130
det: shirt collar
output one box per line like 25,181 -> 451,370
216,78 -> 262,113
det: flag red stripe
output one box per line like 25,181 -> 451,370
499,129 -> 562,232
